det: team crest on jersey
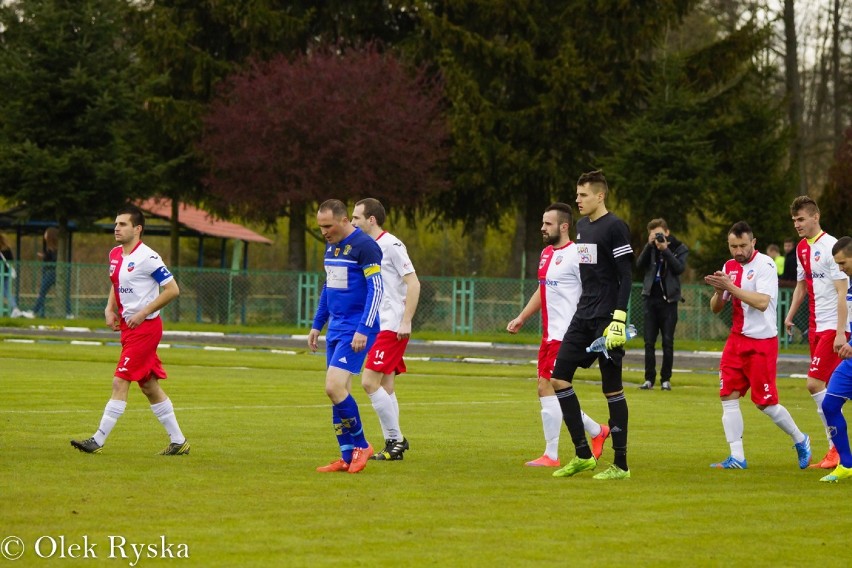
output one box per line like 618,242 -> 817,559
334,248 -> 340,257
343,245 -> 351,256
127,262 -> 135,273
814,250 -> 821,262
746,269 -> 755,280
555,255 -> 563,265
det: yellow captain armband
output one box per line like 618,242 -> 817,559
363,264 -> 381,277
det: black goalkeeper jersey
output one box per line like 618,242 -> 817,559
574,212 -> 634,319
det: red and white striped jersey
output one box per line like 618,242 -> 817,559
723,250 -> 777,339
108,242 -> 174,321
538,242 -> 582,342
796,232 -> 849,332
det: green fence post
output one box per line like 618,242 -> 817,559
298,272 -> 320,328
452,278 -> 474,335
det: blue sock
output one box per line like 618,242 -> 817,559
332,405 -> 354,463
823,394 -> 852,467
335,394 -> 368,449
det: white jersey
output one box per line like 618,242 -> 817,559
375,231 -> 415,331
723,251 -> 777,339
108,242 -> 174,321
538,242 -> 582,342
796,232 -> 849,332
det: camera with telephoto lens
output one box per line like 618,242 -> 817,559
655,232 -> 665,243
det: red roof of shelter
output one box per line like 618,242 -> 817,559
136,198 -> 272,245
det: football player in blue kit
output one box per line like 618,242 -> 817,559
309,199 -> 384,474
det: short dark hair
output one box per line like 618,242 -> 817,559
783,237 -> 795,245
355,198 -> 386,226
832,236 -> 852,257
318,199 -> 348,219
647,218 -> 668,232
728,221 -> 753,239
117,204 -> 145,231
576,170 -> 608,195
545,202 -> 573,228
790,196 -> 819,216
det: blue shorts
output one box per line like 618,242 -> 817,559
827,359 -> 852,400
326,333 -> 377,375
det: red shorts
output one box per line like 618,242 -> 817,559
363,330 -> 408,376
719,333 -> 779,405
115,317 -> 167,382
537,340 -> 560,379
807,330 -> 848,382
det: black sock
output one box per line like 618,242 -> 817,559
555,387 -> 592,459
607,393 -> 629,470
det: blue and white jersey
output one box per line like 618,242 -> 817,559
846,282 -> 852,334
312,227 -> 383,339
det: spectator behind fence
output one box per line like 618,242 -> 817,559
30,226 -> 72,318
780,237 -> 797,287
766,243 -> 784,277
636,218 -> 688,391
1,232 -> 34,318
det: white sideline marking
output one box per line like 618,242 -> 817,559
70,340 -> 102,346
165,331 -> 226,337
203,346 -> 237,351
4,339 -> 35,344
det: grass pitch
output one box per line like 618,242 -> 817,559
1,340 -> 849,567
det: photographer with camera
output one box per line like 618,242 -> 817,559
636,218 -> 689,391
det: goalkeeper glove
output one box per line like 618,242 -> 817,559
604,310 -> 628,350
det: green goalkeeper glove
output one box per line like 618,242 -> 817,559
604,310 -> 628,350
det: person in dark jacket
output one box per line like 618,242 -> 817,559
636,218 -> 688,391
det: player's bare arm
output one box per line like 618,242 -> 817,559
398,272 -> 421,339
105,287 -> 120,331
833,278 -> 849,351
508,288 -> 542,334
704,271 -> 770,312
125,279 -> 179,329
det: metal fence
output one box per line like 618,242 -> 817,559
0,261 -> 809,348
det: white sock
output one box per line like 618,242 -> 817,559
811,390 -> 834,448
582,411 -> 602,437
721,399 -> 746,461
762,404 -> 805,443
369,388 -> 401,441
150,399 -> 185,444
540,395 -> 561,460
93,399 -> 126,446
388,391 -> 400,420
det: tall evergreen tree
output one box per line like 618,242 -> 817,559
415,0 -> 693,277
0,0 -> 148,235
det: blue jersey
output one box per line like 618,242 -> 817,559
312,227 -> 383,340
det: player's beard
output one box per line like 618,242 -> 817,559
542,230 -> 560,246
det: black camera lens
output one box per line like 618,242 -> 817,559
655,233 -> 665,243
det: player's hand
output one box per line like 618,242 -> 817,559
397,320 -> 412,340
838,342 -> 852,359
105,311 -> 119,331
703,271 -> 730,292
834,331 -> 849,354
783,317 -> 795,337
506,316 -> 524,334
126,312 -> 146,329
307,329 -> 320,352
351,332 -> 367,353
604,310 -> 628,350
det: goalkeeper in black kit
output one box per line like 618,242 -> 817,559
551,170 -> 634,480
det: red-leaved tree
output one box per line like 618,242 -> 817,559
199,44 -> 448,270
